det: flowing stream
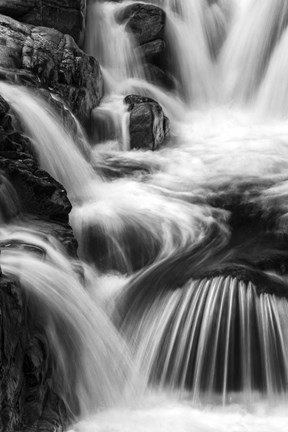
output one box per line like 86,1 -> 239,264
2,0 -> 288,431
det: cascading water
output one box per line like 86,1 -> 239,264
3,0 -> 288,431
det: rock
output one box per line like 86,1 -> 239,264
0,90 -> 79,432
139,39 -> 167,69
0,155 -> 71,223
119,3 -> 165,45
124,94 -> 169,150
0,275 -> 68,432
0,0 -> 86,46
0,14 -> 102,126
118,4 -> 172,89
0,94 -> 77,253
143,63 -> 175,90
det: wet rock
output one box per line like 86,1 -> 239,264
0,0 -> 86,46
0,155 -> 71,223
143,63 -> 175,90
0,275 -> 68,432
0,14 -> 102,126
124,94 -> 169,150
0,94 -> 76,249
139,39 -> 167,69
118,3 -> 172,89
119,3 -> 165,45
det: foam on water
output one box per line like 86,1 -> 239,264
68,391 -> 288,432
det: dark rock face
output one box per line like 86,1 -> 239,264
0,14 -> 102,126
139,39 -> 166,69
0,95 -> 72,225
0,0 -> 86,46
0,275 -> 67,432
120,3 -> 165,45
125,94 -> 169,150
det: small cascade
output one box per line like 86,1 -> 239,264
0,174 -> 20,222
0,82 -> 97,202
90,95 -> 130,150
0,225 -> 136,417
0,82 -> 219,273
222,0 -> 288,103
203,0 -> 234,60
163,0 -> 217,105
85,1 -> 145,87
114,78 -> 186,120
120,274 -> 288,405
256,26 -> 288,118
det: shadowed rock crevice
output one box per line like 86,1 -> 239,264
0,0 -> 86,46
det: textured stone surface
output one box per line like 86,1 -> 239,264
0,0 -> 86,46
119,3 -> 165,45
125,94 -> 169,150
0,14 -> 102,126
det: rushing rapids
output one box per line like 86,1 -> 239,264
2,0 -> 288,431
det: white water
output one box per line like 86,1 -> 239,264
69,393 -> 288,432
0,224 -> 137,416
2,0 -> 288,431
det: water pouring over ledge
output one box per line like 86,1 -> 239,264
3,0 -> 288,430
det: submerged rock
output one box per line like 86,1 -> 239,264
0,14 -> 102,126
0,0 -> 86,46
125,94 -> 169,150
118,3 -> 172,89
139,39 -> 167,69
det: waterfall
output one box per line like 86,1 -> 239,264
0,174 -> 20,222
0,225 -> 136,417
119,275 -> 288,405
3,0 -> 288,431
85,1 -> 145,87
257,26 -> 288,117
0,82 -> 97,203
221,0 -> 288,103
164,0 -> 218,105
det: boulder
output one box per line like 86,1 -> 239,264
119,3 -> 165,45
0,14 -> 102,126
0,0 -> 86,46
124,94 -> 169,150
